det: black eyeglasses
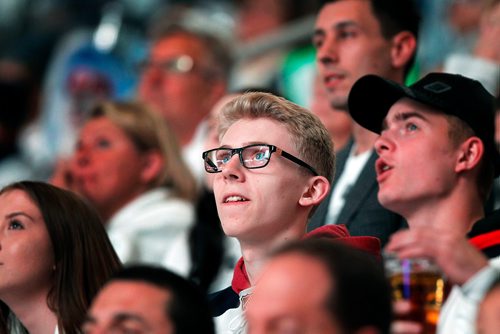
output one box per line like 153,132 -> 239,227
202,144 -> 319,176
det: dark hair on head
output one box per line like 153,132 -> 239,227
0,181 -> 122,334
324,0 -> 421,78
369,0 -> 420,77
110,265 -> 215,334
236,0 -> 323,22
273,238 -> 392,334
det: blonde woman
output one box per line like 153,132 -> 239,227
54,101 -> 197,269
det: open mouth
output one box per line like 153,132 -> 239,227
224,195 -> 249,203
376,159 -> 393,177
324,73 -> 344,87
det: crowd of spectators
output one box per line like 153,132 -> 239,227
0,0 -> 498,333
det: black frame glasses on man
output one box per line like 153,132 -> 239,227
202,144 -> 319,176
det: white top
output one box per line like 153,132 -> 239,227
107,188 -> 195,268
326,147 -> 372,224
215,287 -> 253,334
182,119 -> 208,187
438,256 -> 500,334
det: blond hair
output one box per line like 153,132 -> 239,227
218,92 -> 335,182
89,101 -> 197,202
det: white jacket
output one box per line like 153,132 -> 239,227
107,188 -> 195,269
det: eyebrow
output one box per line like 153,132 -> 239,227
113,313 -> 150,326
218,142 -> 268,149
82,313 -> 150,330
381,111 -> 428,131
6,212 -> 35,222
314,20 -> 360,36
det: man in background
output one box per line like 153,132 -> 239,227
309,0 -> 420,246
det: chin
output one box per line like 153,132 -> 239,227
378,193 -> 397,210
329,96 -> 348,111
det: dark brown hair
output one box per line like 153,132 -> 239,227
0,181 -> 122,334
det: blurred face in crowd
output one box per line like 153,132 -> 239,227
246,253 -> 338,334
212,118 -> 313,244
477,284 -> 500,334
83,280 -> 173,334
236,0 -> 287,42
374,98 -> 461,217
448,0 -> 485,33
138,32 -> 220,143
314,0 -> 398,110
72,117 -> 154,220
0,190 -> 54,301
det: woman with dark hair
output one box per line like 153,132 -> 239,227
0,181 -> 121,334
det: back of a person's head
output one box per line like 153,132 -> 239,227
0,181 -> 121,334
274,238 -> 392,334
110,265 -> 215,334
218,92 -> 335,183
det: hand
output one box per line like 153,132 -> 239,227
385,226 -> 489,285
50,158 -> 76,190
391,300 -> 423,334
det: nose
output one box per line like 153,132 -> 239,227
374,132 -> 395,155
220,153 -> 244,181
74,143 -> 91,167
139,64 -> 165,90
317,36 -> 339,66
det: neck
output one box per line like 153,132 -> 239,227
3,290 -> 58,334
403,188 -> 485,235
352,124 -> 377,155
239,221 -> 307,285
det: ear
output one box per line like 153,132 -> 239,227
455,137 -> 484,174
140,150 -> 165,184
298,176 -> 330,208
390,31 -> 417,71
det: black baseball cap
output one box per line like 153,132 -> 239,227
348,72 -> 500,177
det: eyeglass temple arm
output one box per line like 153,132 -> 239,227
276,148 -> 319,176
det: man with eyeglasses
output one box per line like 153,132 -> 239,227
205,92 -> 381,333
138,14 -> 231,184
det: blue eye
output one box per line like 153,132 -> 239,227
220,153 -> 232,164
407,123 -> 418,131
255,152 -> 266,161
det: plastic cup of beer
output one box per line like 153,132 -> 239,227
384,255 -> 450,334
